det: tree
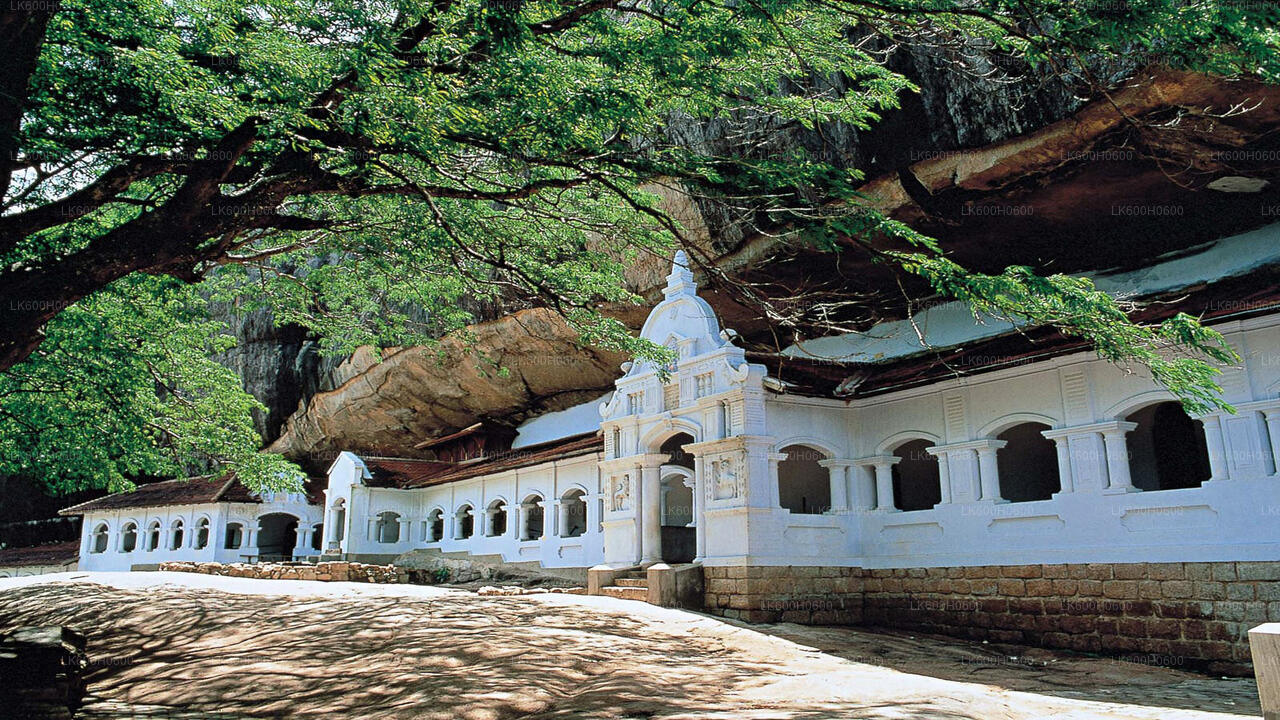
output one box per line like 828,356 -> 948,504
1,0 -> 1275,491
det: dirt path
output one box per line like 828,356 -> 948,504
0,573 -> 1261,719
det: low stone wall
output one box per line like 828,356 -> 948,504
159,561 -> 407,584
704,561 -> 1280,675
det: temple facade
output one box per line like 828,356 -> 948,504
65,228 -> 1280,672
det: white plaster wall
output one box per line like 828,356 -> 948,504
76,496 -> 321,571
732,314 -> 1280,568
333,453 -> 605,568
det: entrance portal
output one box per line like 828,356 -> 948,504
659,434 -> 696,563
257,513 -> 299,561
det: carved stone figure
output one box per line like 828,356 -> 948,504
612,474 -> 631,511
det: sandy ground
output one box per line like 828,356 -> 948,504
0,572 -> 1262,719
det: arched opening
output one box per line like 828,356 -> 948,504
375,511 -> 401,544
891,439 -> 941,511
455,505 -> 474,539
257,513 -> 299,559
331,499 -> 346,543
660,433 -> 695,470
520,496 -> 543,541
194,518 -> 210,549
224,522 -> 244,550
425,509 -> 444,542
169,519 -> 185,550
485,500 -> 508,537
1126,402 -> 1212,491
560,489 -> 587,538
146,521 -> 161,552
660,471 -> 694,563
120,522 -> 138,553
997,422 -> 1060,502
311,524 -> 322,550
91,523 -> 109,554
778,444 -> 830,514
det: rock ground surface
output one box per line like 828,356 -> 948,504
0,572 -> 1262,719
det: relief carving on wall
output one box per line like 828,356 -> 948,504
708,457 -> 745,501
612,474 -> 631,511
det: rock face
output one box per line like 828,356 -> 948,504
267,307 -> 626,466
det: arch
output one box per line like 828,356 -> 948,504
374,511 -> 402,544
658,433 -> 696,469
485,498 -> 508,537
996,422 -> 1060,502
559,487 -> 588,538
194,516 -> 211,550
145,519 -> 162,552
660,466 -> 694,527
424,507 -> 445,542
119,521 -> 138,553
257,512 -> 300,558
890,438 -> 942,511
876,430 -> 942,456
1103,390 -> 1181,421
777,443 -> 831,514
90,522 -> 110,554
775,436 -> 840,459
978,412 -> 1061,439
329,498 -> 347,544
455,504 -> 475,539
224,521 -> 245,550
640,420 -> 702,454
169,518 -> 185,550
1125,401 -> 1211,491
519,495 -> 544,541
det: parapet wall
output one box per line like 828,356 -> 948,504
704,561 -> 1280,675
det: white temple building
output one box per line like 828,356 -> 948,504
63,226 -> 1280,672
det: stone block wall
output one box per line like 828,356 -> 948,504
703,566 -> 864,624
159,560 -> 408,583
703,561 -> 1280,675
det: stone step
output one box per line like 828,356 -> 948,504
600,586 -> 648,602
614,577 -> 648,588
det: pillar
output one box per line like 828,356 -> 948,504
975,444 -> 1004,502
1264,410 -> 1280,477
935,452 -> 952,504
684,477 -> 704,562
819,460 -> 849,513
1202,414 -> 1231,481
1049,436 -> 1075,494
398,518 -> 412,544
558,499 -> 573,537
1102,428 -> 1137,493
541,500 -> 553,540
640,464 -> 662,563
872,459 -> 899,512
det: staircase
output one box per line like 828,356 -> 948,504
600,570 -> 649,602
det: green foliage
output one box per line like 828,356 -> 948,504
3,0 -> 1274,492
0,276 -> 303,494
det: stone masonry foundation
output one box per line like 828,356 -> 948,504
704,561 -> 1280,676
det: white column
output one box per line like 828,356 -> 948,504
819,460 -> 849,513
975,443 -> 1005,502
1267,410 -> 1280,477
1049,436 -> 1075,494
935,452 -> 952,505
640,464 -> 662,563
558,500 -> 573,537
872,459 -> 900,512
540,500 -> 553,539
398,518 -> 412,544
1202,414 -> 1231,481
684,476 -> 704,562
1102,427 -> 1138,493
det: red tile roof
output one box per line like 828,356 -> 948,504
58,475 -> 326,516
366,432 -> 603,490
0,541 -> 79,568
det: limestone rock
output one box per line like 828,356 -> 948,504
269,308 -> 625,464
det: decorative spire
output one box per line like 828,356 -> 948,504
664,249 -> 696,298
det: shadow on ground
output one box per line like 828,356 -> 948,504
0,578 -> 1260,719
